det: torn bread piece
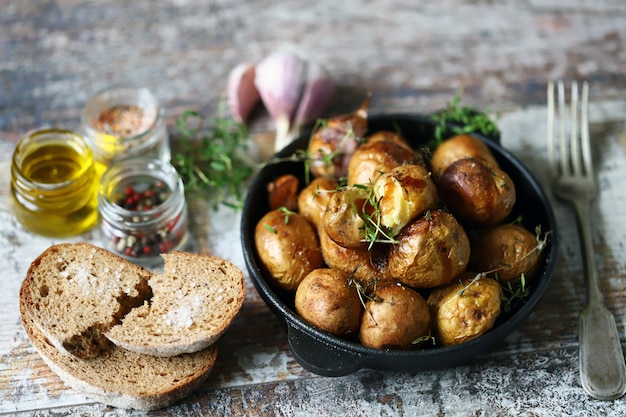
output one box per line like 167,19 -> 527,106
20,309 -> 218,411
105,252 -> 246,357
19,242 -> 152,359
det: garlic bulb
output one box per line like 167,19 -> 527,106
227,52 -> 335,153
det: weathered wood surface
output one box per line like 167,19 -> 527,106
2,0 -> 626,415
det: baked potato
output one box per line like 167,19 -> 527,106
254,209 -> 324,291
318,223 -> 393,285
468,223 -> 543,284
347,130 -> 417,185
427,272 -> 503,346
267,174 -> 299,211
430,134 -> 499,181
322,185 -> 371,250
387,210 -> 470,288
294,268 -> 362,337
297,176 -> 339,229
359,283 -> 431,349
437,158 -> 516,228
308,99 -> 369,179
373,164 -> 439,236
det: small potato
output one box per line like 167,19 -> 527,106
428,272 -> 503,347
267,174 -> 299,211
430,134 -> 499,181
373,164 -> 439,236
347,131 -> 418,185
297,177 -> 338,229
360,284 -> 431,349
318,224 -> 394,286
387,210 -> 470,288
437,158 -> 516,228
254,209 -> 323,291
322,185 -> 370,250
308,103 -> 368,179
469,223 -> 543,284
295,268 -> 362,337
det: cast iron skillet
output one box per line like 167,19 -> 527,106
241,114 -> 558,377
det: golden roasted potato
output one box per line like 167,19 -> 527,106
322,185 -> 370,250
347,131 -> 418,185
267,174 -> 299,211
308,99 -> 369,179
318,224 -> 393,286
469,223 -> 543,284
360,283 -> 431,349
437,158 -> 516,228
428,272 -> 503,346
430,134 -> 499,181
297,176 -> 338,229
387,210 -> 470,288
373,164 -> 439,236
254,209 -> 323,291
294,268 -> 362,337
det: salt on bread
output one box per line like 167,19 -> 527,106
105,251 -> 246,356
20,310 -> 218,411
20,242 -> 153,359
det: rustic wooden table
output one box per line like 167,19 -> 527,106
2,1 -> 626,415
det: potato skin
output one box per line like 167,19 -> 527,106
437,158 -> 516,228
254,209 -> 324,291
430,134 -> 499,181
428,272 -> 503,346
360,284 -> 431,349
347,131 -> 417,185
297,177 -> 339,229
373,164 -> 439,236
295,268 -> 362,337
387,210 -> 470,288
322,185 -> 370,250
318,224 -> 394,286
469,223 -> 542,284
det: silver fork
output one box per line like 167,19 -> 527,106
547,80 -> 626,400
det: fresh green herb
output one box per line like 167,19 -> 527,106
172,109 -> 255,210
412,333 -> 436,346
501,273 -> 530,313
348,270 -> 381,324
431,90 -> 500,147
351,183 -> 398,250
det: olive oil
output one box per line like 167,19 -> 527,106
11,129 -> 99,237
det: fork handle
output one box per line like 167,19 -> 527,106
574,199 -> 626,400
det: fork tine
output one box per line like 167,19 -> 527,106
547,81 -> 556,175
557,80 -> 569,176
580,81 -> 593,177
570,81 -> 581,176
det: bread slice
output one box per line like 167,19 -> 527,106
20,309 -> 218,411
105,252 -> 246,357
20,243 -> 153,359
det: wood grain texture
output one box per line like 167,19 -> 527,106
2,0 -> 626,415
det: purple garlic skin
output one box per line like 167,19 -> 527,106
254,51 -> 307,128
227,62 -> 260,122
292,61 -> 335,134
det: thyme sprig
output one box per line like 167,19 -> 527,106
172,109 -> 255,210
352,183 -> 398,250
431,90 -> 500,148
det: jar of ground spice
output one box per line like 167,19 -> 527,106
10,128 -> 99,237
98,156 -> 189,267
81,85 -> 170,178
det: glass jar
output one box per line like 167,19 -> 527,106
98,156 -> 189,267
81,85 -> 170,178
10,128 -> 99,237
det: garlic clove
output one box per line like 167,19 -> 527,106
292,61 -> 335,137
254,51 -> 307,152
227,62 -> 260,122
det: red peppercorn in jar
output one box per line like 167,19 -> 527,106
98,156 -> 188,267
